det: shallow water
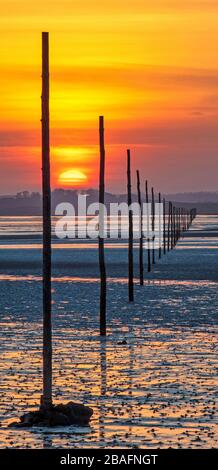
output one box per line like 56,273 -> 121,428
0,215 -> 217,448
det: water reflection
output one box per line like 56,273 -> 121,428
99,340 -> 107,443
43,433 -> 53,449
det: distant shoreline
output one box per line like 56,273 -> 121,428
0,189 -> 218,215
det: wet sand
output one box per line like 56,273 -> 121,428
0,215 -> 217,448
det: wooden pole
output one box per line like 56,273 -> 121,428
41,32 -> 52,409
167,201 -> 170,251
99,116 -> 107,336
173,206 -> 176,247
176,208 -> 178,243
127,150 -> 134,301
163,197 -> 166,254
178,208 -> 181,239
136,170 -> 143,285
174,207 -> 177,243
151,187 -> 155,264
181,208 -> 183,233
158,192 -> 162,259
175,208 -> 178,243
145,180 -> 151,272
170,202 -> 173,250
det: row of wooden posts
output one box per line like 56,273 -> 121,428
41,32 -> 196,408
99,114 -> 196,335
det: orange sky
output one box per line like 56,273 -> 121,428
1,0 -> 218,193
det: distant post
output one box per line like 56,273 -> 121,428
167,201 -> 171,251
151,187 -> 155,264
99,116 -> 107,336
170,202 -> 173,249
173,206 -> 176,246
179,207 -> 182,238
127,150 -> 134,301
136,170 -> 143,285
158,192 -> 162,259
41,32 -> 52,409
163,198 -> 166,254
176,208 -> 178,243
178,208 -> 181,240
145,180 -> 151,272
182,208 -> 184,233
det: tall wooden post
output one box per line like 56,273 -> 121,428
175,207 -> 177,244
183,208 -> 185,232
99,116 -> 107,336
145,180 -> 151,272
127,150 -> 134,301
178,208 -> 181,240
158,192 -> 162,259
136,170 -> 143,285
173,206 -> 176,246
170,202 -> 173,250
177,208 -> 180,241
163,197 -> 166,254
41,32 -> 52,409
167,201 -> 170,251
151,187 -> 155,264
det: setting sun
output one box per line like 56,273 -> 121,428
58,169 -> 88,187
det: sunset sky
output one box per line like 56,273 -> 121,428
1,0 -> 218,194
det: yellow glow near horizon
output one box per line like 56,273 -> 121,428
53,147 -> 96,161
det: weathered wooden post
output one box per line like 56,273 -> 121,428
145,180 -> 151,272
175,207 -> 178,244
127,150 -> 134,301
174,207 -> 176,243
158,192 -> 162,259
136,170 -> 143,285
172,205 -> 174,246
10,32 -> 94,428
170,202 -> 174,250
163,197 -> 166,254
175,208 -> 178,243
176,208 -> 179,243
167,201 -> 170,251
151,187 -> 155,264
41,32 -> 52,409
99,116 -> 107,336
178,207 -> 181,239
